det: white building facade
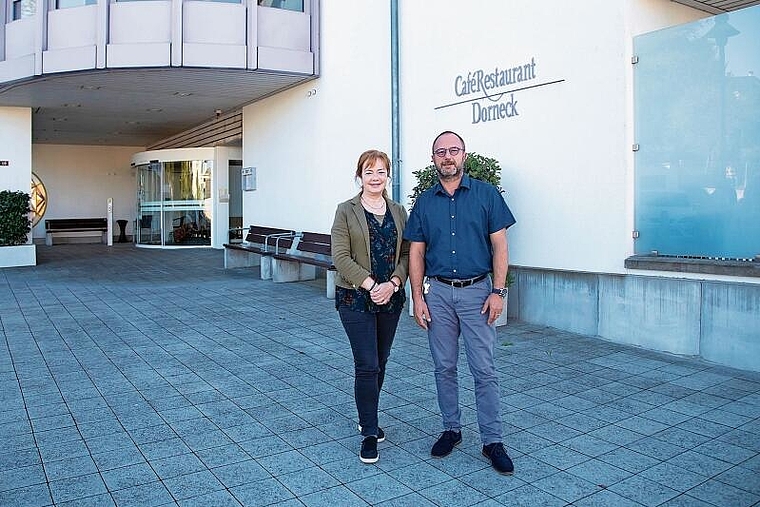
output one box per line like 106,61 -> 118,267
1,0 -> 758,371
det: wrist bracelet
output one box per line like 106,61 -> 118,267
370,281 -> 378,291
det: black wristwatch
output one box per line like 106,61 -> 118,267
491,287 -> 508,298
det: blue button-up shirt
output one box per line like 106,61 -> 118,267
403,174 -> 516,279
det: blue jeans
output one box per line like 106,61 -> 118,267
338,307 -> 401,438
425,276 -> 502,445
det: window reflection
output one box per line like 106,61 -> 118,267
12,0 -> 35,19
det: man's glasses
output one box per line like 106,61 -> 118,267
433,147 -> 463,158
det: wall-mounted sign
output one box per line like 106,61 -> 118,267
435,57 -> 564,125
0,160 -> 9,166
242,167 -> 256,191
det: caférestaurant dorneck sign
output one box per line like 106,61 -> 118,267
436,57 -> 564,125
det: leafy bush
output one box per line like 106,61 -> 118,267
0,190 -> 32,246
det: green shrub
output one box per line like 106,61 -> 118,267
0,190 -> 32,246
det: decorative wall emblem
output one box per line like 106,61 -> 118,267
31,172 -> 47,227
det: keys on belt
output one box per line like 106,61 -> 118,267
432,274 -> 488,288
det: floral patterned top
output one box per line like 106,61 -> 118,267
335,208 -> 406,313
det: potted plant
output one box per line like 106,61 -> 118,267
408,152 -> 514,325
0,190 -> 36,267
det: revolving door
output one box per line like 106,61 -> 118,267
136,158 -> 213,247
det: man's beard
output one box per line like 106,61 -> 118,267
436,162 -> 462,182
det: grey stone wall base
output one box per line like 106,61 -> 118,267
509,266 -> 760,372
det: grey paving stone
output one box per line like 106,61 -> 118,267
0,483 -> 53,507
686,478 -> 760,507
0,463 -> 47,492
210,459 -> 270,488
230,477 -> 295,507
150,453 -> 207,480
607,474 -> 680,506
163,469 -> 225,501
715,464 -> 760,496
110,481 -> 175,507
49,472 -> 108,504
418,477 -> 489,507
532,470 -> 601,504
493,484 -> 567,507
100,461 -> 160,491
178,490 -> 243,507
638,461 -> 709,492
43,454 -> 99,482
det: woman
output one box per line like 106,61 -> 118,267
331,149 -> 409,464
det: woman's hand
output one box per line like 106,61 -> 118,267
370,281 -> 395,305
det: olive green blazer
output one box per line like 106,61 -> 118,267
330,193 -> 409,290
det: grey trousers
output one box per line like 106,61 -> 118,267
425,276 -> 503,445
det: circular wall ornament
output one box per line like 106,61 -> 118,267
31,172 -> 48,227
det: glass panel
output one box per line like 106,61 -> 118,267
228,160 -> 243,243
137,162 -> 162,245
163,160 -> 212,246
257,0 -> 303,13
633,6 -> 760,259
13,0 -> 36,19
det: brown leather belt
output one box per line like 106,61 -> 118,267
433,274 -> 487,288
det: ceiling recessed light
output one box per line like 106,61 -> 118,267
173,92 -> 193,97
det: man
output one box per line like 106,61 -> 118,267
403,131 -> 516,474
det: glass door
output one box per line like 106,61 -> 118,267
163,160 -> 212,246
137,162 -> 161,245
135,158 -> 213,247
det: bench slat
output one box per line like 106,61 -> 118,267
46,218 -> 108,231
270,231 -> 334,270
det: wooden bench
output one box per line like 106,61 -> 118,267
45,218 -> 108,246
223,225 -> 296,277
270,232 -> 337,298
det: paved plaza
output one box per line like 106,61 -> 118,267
1,244 -> 759,507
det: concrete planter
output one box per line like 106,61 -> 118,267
0,244 -> 37,268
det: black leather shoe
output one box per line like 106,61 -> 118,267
360,436 -> 378,464
482,442 -> 514,475
431,430 -> 462,458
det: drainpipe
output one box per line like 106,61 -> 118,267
390,0 -> 401,202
